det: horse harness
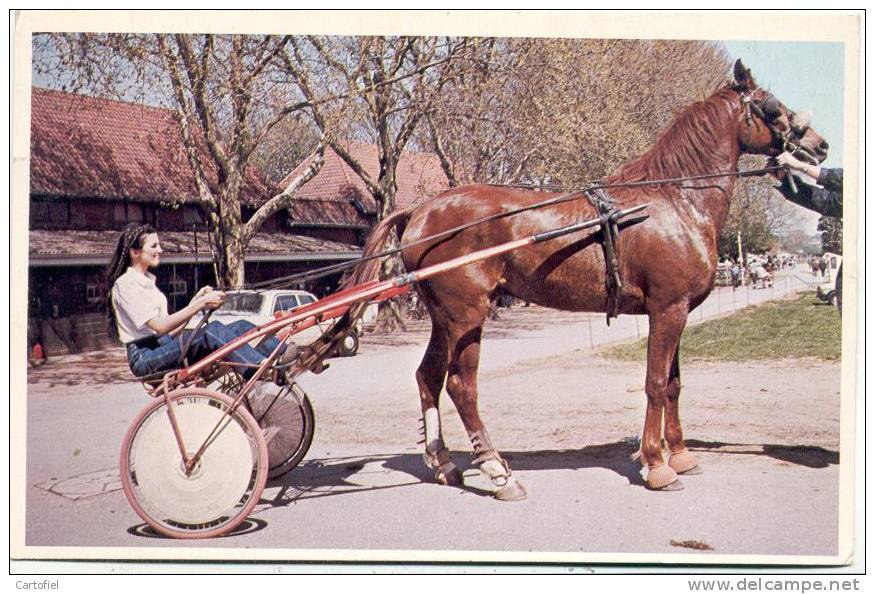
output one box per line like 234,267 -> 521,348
582,184 -> 625,324
740,87 -> 821,179
577,89 -> 816,323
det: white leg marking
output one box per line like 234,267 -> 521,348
424,407 -> 442,452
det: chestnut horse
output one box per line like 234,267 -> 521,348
350,60 -> 828,498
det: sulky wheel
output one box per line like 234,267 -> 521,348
245,382 -> 315,479
119,388 -> 268,539
336,331 -> 359,357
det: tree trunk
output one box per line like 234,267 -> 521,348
212,184 -> 247,289
223,239 -> 246,289
373,180 -> 407,333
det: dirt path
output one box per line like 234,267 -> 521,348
21,277 -> 845,560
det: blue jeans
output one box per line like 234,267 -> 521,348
126,320 -> 281,379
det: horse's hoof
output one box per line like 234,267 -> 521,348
649,479 -> 685,492
646,462 -> 680,490
436,467 -> 464,487
679,465 -> 703,476
494,478 -> 527,501
668,448 -> 699,475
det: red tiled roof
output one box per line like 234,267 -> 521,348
290,198 -> 370,229
29,229 -> 359,266
29,87 -> 274,206
279,140 -> 449,225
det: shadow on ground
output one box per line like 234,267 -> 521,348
262,439 -> 839,506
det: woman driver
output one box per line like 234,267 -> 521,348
106,222 -> 292,379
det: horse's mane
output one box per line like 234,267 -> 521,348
606,87 -> 740,186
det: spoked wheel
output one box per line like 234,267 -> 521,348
119,388 -> 268,539
245,382 -> 315,479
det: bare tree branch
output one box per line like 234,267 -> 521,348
156,35 -> 216,206
243,138 -> 327,243
426,112 -> 458,187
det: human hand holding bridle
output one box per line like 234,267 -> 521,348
776,151 -> 822,181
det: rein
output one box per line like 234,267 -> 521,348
238,164 -> 785,292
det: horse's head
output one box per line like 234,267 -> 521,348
730,59 -> 829,165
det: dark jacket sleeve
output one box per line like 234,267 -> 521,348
775,167 -> 843,219
817,167 -> 843,194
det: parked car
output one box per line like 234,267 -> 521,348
816,254 -> 843,307
359,303 -> 378,333
187,289 -> 359,357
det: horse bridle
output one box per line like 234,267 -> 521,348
740,88 -> 820,165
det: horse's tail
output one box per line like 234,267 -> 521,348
298,207 -> 414,366
346,206 -> 415,287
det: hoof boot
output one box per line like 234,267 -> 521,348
651,479 -> 685,491
494,478 -> 528,501
646,463 -> 681,491
679,465 -> 703,476
668,448 -> 700,475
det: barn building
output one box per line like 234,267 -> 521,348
27,87 -> 449,356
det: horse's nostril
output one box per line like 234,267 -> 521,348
820,140 -> 829,150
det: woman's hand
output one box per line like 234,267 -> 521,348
194,286 -> 214,299
147,287 -> 225,336
190,288 -> 225,311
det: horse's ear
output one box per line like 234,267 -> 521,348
732,59 -> 755,89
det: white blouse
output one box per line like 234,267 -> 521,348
111,267 -> 169,344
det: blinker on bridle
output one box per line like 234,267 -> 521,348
741,88 -> 819,168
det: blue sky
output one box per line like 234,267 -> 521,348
722,40 -> 845,169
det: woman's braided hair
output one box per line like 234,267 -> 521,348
105,222 -> 157,338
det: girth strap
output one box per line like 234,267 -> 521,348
583,185 -> 624,324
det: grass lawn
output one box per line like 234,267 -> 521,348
602,292 -> 842,362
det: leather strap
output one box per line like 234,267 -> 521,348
583,185 -> 624,323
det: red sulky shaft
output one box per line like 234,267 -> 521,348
177,204 -> 647,381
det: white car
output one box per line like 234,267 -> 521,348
188,289 -> 359,356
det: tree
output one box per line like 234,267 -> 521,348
818,216 -> 843,254
34,33 -> 327,287
278,35 -> 480,330
780,227 -> 820,255
718,170 -> 780,259
251,113 -> 322,184
423,39 -> 731,186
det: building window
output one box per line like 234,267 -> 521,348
85,273 -> 105,305
168,279 -> 187,297
85,283 -> 102,304
349,195 -> 367,215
